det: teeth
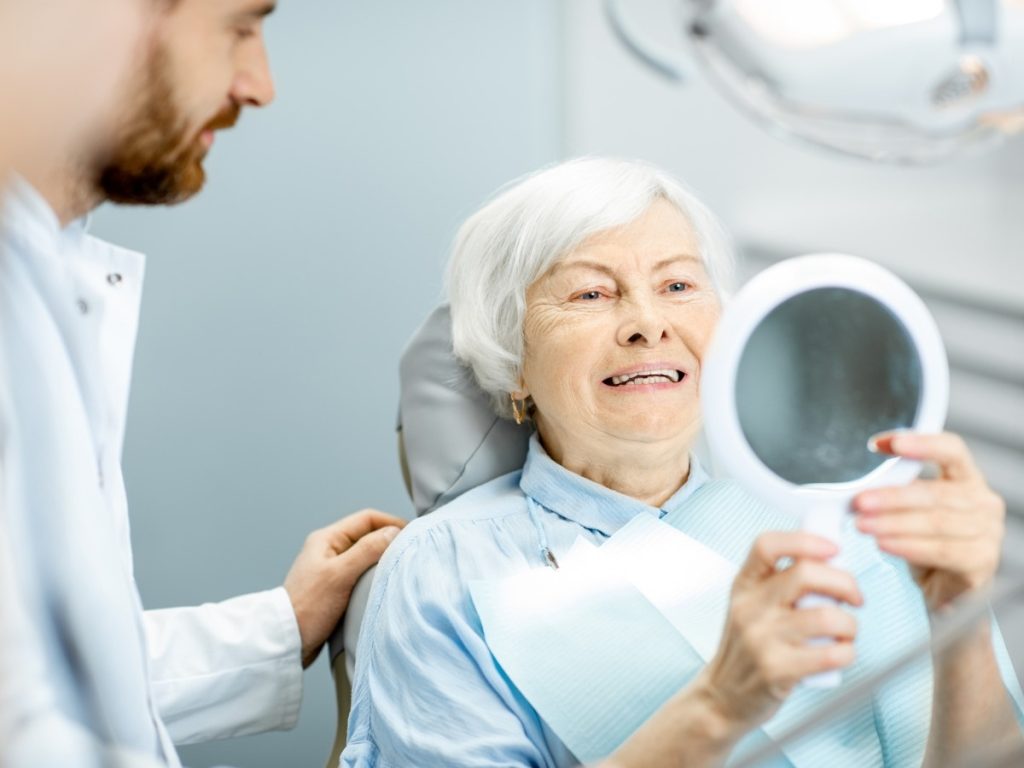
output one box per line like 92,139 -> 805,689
609,369 -> 681,385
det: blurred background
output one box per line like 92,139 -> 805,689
89,1 -> 1022,766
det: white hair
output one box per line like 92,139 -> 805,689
446,156 -> 735,420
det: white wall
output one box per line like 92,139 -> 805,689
91,3 -> 561,766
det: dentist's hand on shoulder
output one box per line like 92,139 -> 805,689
284,509 -> 406,668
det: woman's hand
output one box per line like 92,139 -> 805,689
698,531 -> 863,732
853,432 -> 1005,613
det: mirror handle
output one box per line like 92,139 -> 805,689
797,504 -> 847,689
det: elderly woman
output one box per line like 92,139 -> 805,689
341,158 -> 1021,767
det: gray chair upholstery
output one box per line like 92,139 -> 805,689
394,303 -> 532,516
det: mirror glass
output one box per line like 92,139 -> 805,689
735,287 -> 923,485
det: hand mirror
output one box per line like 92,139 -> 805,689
701,253 -> 949,685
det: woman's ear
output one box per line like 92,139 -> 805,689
512,375 -> 530,402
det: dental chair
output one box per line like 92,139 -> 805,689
324,304 -> 531,768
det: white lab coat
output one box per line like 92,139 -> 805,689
0,181 -> 303,766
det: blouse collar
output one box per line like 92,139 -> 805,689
519,433 -> 710,538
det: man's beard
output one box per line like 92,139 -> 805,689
97,47 -> 239,206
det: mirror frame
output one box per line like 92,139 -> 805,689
701,253 -> 949,514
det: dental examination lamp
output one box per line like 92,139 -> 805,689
701,254 -> 949,684
606,0 -> 1024,162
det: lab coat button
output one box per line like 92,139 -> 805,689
107,273 -> 123,286
76,299 -> 89,315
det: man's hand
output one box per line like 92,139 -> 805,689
284,509 -> 405,668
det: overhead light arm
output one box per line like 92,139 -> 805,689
603,0 -> 687,83
955,0 -> 998,44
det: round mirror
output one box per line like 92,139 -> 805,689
701,254 -> 949,685
702,253 -> 948,509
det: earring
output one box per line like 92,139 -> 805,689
510,393 -> 526,425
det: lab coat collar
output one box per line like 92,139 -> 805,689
4,177 -> 146,282
3,176 -> 94,256
3,176 -> 61,251
519,433 -> 709,537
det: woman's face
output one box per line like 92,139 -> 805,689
520,199 -> 721,461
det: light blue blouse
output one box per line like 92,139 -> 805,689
341,435 -> 1020,767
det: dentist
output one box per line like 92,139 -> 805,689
0,1 -> 403,765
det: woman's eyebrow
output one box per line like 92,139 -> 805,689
554,253 -> 702,276
552,259 -> 617,277
653,254 -> 703,270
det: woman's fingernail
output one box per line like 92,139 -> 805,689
382,526 -> 401,542
867,433 -> 896,454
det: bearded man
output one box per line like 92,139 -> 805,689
0,2 -> 403,765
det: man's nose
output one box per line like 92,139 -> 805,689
230,41 -> 276,107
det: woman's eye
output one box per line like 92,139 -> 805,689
667,281 -> 690,293
576,290 -> 603,301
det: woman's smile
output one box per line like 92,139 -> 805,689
601,361 -> 688,393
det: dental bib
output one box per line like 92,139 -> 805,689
469,480 -> 936,767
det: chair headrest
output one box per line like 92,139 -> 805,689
397,304 -> 531,516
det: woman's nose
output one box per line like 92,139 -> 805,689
616,300 -> 670,347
